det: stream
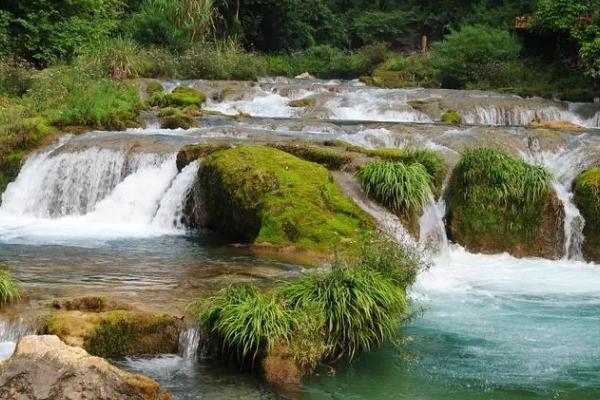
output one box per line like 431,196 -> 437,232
0,78 -> 599,399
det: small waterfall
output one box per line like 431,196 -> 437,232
0,319 -> 33,361
419,193 -> 449,258
0,141 -> 200,237
462,105 -> 578,126
178,325 -> 202,360
524,142 -> 591,260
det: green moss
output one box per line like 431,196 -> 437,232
0,150 -> 26,194
159,113 -> 197,130
149,86 -> 206,108
146,81 -> 164,96
268,143 -> 352,170
176,142 -> 233,171
441,110 -> 462,124
574,168 -> 600,262
447,148 -> 555,255
46,308 -> 179,358
288,98 -> 317,108
200,145 -> 373,253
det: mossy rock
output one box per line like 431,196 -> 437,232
149,86 -> 206,108
160,113 -> 197,130
268,143 -> 352,170
199,146 -> 374,253
441,110 -> 462,124
288,98 -> 317,108
0,151 -> 25,195
176,143 -> 233,171
146,81 -> 164,96
44,303 -> 180,358
574,168 -> 600,263
447,148 -> 564,258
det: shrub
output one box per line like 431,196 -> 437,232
0,269 -> 20,306
78,37 -> 144,79
0,60 -> 35,96
196,286 -> 297,362
350,10 -> 418,48
357,161 -> 432,215
441,110 -> 462,124
433,25 -> 521,88
383,53 -> 439,88
280,265 -> 407,359
573,168 -> 600,262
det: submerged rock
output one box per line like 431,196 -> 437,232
574,168 -> 600,263
0,335 -> 171,400
197,145 -> 374,253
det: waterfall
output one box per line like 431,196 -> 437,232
0,142 -> 199,239
0,319 -> 33,361
462,105 -> 579,126
524,142 -> 591,260
178,325 -> 202,360
418,193 -> 449,258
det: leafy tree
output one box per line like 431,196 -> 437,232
350,9 -> 419,48
433,25 -> 521,88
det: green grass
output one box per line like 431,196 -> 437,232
280,265 -> 407,359
195,285 -> 297,361
357,161 -> 432,215
0,270 -> 20,306
149,86 -> 206,108
200,145 -> 373,253
574,168 -> 600,262
447,148 -> 553,252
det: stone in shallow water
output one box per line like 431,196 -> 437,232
0,335 -> 172,400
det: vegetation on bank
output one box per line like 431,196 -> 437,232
193,236 -> 423,384
447,148 -> 560,257
0,269 -> 20,306
199,145 -> 373,253
574,168 -> 600,262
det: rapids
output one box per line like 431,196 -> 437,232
0,78 -> 598,399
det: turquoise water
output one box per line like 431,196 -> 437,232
302,248 -> 600,400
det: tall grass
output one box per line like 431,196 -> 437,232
280,265 -> 407,359
196,285 -> 297,361
357,161 -> 432,214
454,148 -> 551,207
0,270 -> 20,306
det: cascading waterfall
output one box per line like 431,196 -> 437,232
0,141 -> 199,240
0,319 -> 33,361
178,325 -> 202,360
524,141 -> 590,260
418,193 -> 449,259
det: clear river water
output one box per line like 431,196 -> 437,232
0,79 -> 599,399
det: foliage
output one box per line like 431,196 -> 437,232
382,53 -> 439,88
574,168 -> 600,262
200,145 -> 373,252
280,265 -> 407,359
78,37 -> 144,79
433,25 -> 521,88
149,86 -> 206,108
441,110 -> 462,124
0,269 -> 20,306
350,10 -> 418,48
357,161 -> 432,215
447,148 -> 553,251
195,285 -> 299,361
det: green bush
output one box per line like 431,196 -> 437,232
433,25 -> 521,88
0,60 -> 35,96
0,269 -> 20,306
280,265 -> 407,359
78,37 -> 144,79
351,10 -> 418,48
196,286 -> 298,361
357,161 -> 432,215
383,53 -> 439,88
574,168 -> 600,262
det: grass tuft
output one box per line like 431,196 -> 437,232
0,269 -> 20,306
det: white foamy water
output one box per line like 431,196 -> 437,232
178,325 -> 202,360
418,194 -> 449,259
0,140 -> 199,244
0,319 -> 33,362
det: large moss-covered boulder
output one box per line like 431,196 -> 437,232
149,86 -> 206,108
574,168 -> 600,263
199,145 -> 373,253
44,297 -> 180,358
447,148 -> 564,258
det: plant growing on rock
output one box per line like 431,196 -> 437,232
0,269 -> 20,306
357,160 -> 432,215
574,168 -> 600,262
280,265 -> 407,359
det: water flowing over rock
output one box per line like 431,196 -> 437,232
0,335 -> 172,400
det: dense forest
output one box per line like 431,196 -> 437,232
0,0 -> 599,96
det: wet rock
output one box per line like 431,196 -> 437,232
574,168 -> 600,263
295,72 -> 315,80
0,335 -> 171,400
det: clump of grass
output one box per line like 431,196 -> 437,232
196,286 -> 297,362
280,265 -> 407,359
454,148 -> 551,207
0,270 -> 21,306
441,110 -> 462,124
149,86 -> 206,108
357,160 -> 432,215
574,168 -> 600,261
